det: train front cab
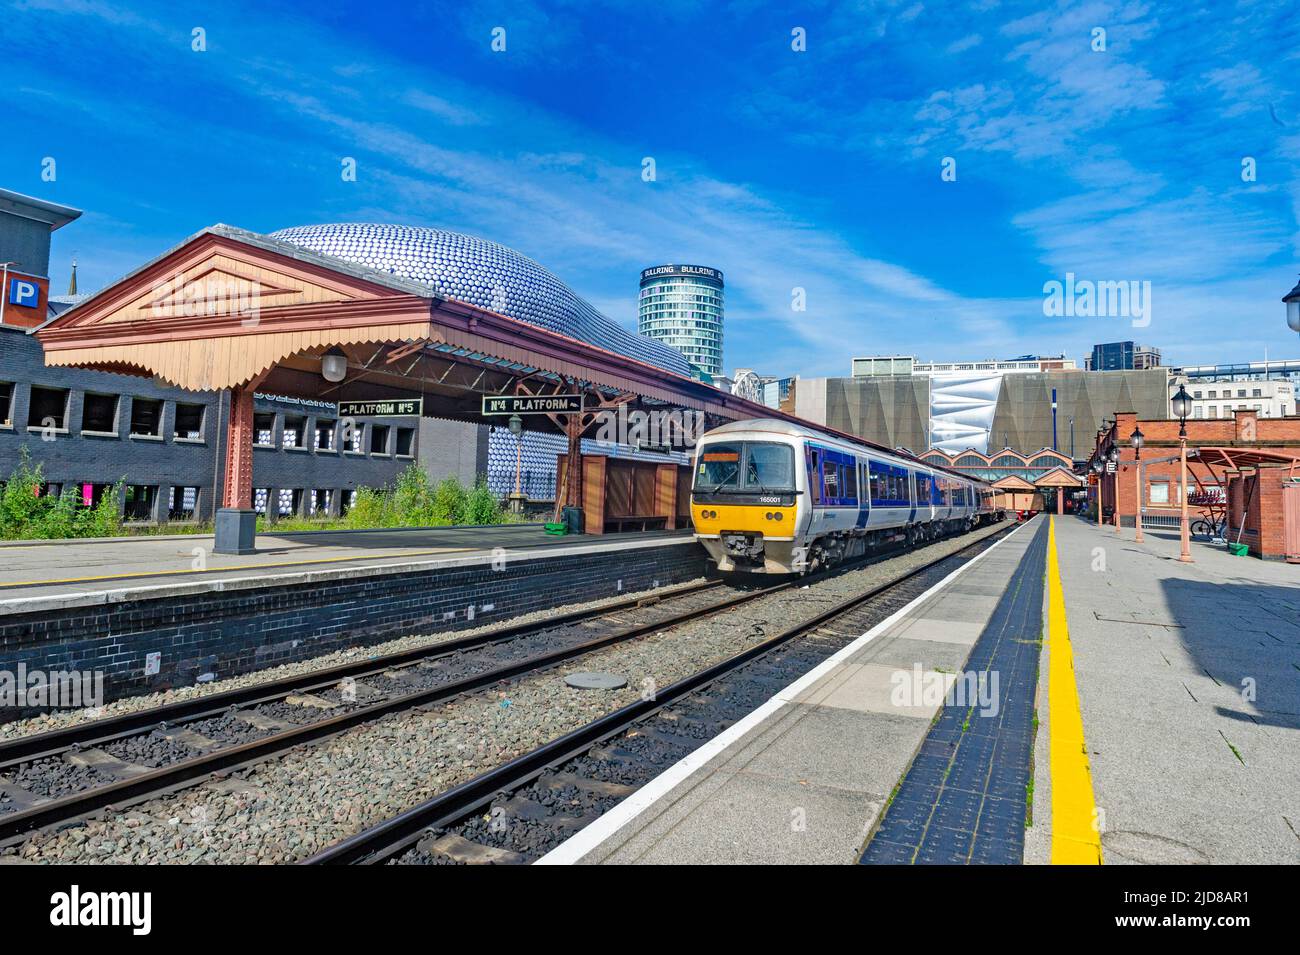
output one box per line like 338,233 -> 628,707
690,437 -> 804,574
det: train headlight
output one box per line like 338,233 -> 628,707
775,512 -> 783,521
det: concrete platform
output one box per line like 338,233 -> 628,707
0,525 -> 687,607
1026,517 -> 1300,865
538,517 -> 1046,865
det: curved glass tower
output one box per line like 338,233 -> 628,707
637,264 -> 724,379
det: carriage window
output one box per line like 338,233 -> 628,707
808,450 -> 821,504
843,461 -> 858,499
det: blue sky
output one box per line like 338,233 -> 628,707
2,0 -> 1298,377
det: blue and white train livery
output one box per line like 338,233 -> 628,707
690,418 -> 1002,574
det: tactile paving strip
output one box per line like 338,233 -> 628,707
860,519 -> 1049,865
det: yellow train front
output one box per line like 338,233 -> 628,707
690,418 -> 998,574
689,420 -> 807,574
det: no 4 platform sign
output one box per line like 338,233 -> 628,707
337,398 -> 422,417
482,394 -> 584,415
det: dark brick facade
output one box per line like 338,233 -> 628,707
0,326 -> 416,522
0,540 -> 708,718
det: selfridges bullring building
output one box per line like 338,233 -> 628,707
271,224 -> 692,497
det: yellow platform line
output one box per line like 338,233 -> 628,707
1046,516 -> 1103,865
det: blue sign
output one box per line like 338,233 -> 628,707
8,278 -> 38,308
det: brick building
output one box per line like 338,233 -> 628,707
1090,410 -> 1300,560
0,187 -> 422,524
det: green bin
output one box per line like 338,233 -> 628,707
1227,542 -> 1248,557
544,521 -> 568,536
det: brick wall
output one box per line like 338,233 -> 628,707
1094,410 -> 1300,529
0,540 -> 708,719
0,327 -> 425,521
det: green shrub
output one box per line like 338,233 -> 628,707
0,448 -> 125,540
465,478 -> 503,525
431,476 -> 469,525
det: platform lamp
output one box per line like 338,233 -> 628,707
320,348 -> 348,384
1284,276 -> 1300,337
1130,425 -> 1145,543
1091,457 -> 1105,527
1107,442 -> 1121,529
1170,384 -> 1194,562
507,413 -> 525,514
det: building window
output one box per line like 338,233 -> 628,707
369,424 -> 390,455
277,488 -> 301,516
309,489 -> 332,514
1251,388 -> 1262,398
283,415 -> 306,448
1208,390 -> 1217,398
315,419 -> 336,450
82,393 -> 119,433
395,427 -> 414,457
0,382 -> 11,426
174,403 -> 205,439
27,386 -> 70,430
169,486 -> 198,520
1149,482 -> 1170,505
1193,391 -> 1202,399
123,485 -> 157,521
254,413 -> 276,447
1193,406 -> 1203,418
345,422 -> 364,453
129,398 -> 163,436
341,489 -> 356,514
79,482 -> 113,508
253,487 -> 269,515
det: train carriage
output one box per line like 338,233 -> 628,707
691,418 -> 1002,574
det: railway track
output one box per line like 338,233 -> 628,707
0,532 -> 947,848
303,522 -> 1014,865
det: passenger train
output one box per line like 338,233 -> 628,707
690,418 -> 1003,574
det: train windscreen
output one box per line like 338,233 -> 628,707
695,442 -> 795,491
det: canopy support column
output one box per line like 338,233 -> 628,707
559,412 -> 585,532
215,383 -> 258,554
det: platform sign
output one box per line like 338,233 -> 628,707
482,394 -> 584,415
337,398 -> 422,417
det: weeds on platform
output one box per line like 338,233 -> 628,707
0,448 -> 123,540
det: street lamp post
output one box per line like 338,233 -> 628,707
1107,443 -> 1121,530
1091,458 -> 1104,527
1130,425 -> 1145,543
507,414 -> 525,514
1171,385 -> 1193,562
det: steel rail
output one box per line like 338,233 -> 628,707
0,579 -> 723,768
302,524 -> 1010,865
0,567 -> 820,844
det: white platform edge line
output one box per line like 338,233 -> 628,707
534,518 -> 1033,865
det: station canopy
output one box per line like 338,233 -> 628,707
34,224 -> 776,432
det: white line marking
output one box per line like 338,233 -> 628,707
534,520 -> 1032,865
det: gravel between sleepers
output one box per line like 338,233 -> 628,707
0,578 -> 710,745
6,522 -> 1009,864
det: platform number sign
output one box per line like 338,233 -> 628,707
8,278 -> 38,308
